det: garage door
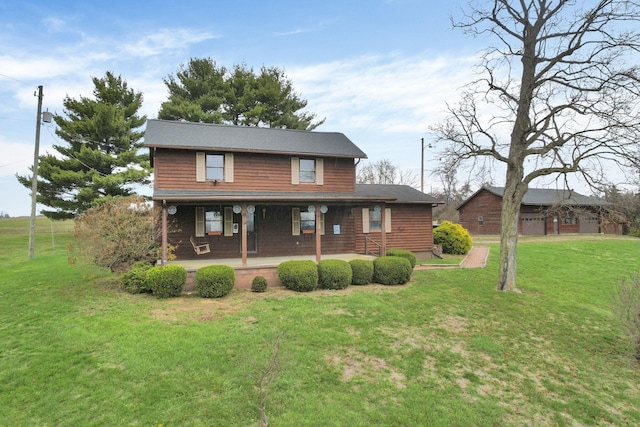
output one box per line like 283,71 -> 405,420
521,214 -> 545,235
579,215 -> 600,233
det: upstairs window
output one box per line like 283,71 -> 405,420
196,152 -> 234,183
206,154 -> 224,180
291,157 -> 324,185
299,159 -> 316,183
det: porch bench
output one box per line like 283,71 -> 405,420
190,236 -> 211,255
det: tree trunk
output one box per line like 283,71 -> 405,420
496,168 -> 527,291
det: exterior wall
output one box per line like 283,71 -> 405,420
167,204 -> 356,260
353,204 -> 434,254
459,191 -> 620,235
458,190 -> 503,234
153,148 -> 356,193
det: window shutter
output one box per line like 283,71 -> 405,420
292,208 -> 300,235
320,213 -> 325,235
362,208 -> 370,234
385,208 -> 392,233
195,207 -> 205,237
291,157 -> 300,185
196,152 -> 205,182
224,153 -> 234,183
316,158 -> 324,185
224,206 -> 233,236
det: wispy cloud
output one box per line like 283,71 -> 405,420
288,52 -> 477,134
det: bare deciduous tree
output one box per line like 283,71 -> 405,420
357,159 -> 418,186
432,0 -> 640,291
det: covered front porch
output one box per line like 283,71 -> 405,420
167,253 -> 377,291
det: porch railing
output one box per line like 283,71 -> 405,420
364,236 -> 383,256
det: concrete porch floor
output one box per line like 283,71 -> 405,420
168,253 -> 377,290
168,253 -> 376,269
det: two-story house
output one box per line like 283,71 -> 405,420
144,119 -> 442,274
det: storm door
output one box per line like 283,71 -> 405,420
246,211 -> 258,253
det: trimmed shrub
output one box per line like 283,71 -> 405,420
433,221 -> 472,255
196,265 -> 235,298
251,275 -> 268,293
386,249 -> 417,268
373,256 -> 412,285
278,260 -> 318,292
146,265 -> 187,298
349,259 -> 374,285
121,260 -> 154,294
318,259 -> 352,290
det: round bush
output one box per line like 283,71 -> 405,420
121,260 -> 154,294
386,249 -> 417,268
433,221 -> 472,255
251,275 -> 268,293
349,259 -> 374,285
196,265 -> 235,298
277,260 -> 318,292
318,259 -> 352,290
146,265 -> 187,298
373,256 -> 412,285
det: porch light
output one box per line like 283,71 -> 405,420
320,205 -> 328,214
167,205 -> 177,215
308,205 -> 316,213
233,205 -> 241,214
247,205 -> 256,214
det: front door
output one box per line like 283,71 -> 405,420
247,211 -> 258,253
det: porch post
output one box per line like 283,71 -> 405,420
380,204 -> 387,256
161,201 -> 168,265
315,204 -> 322,263
241,203 -> 248,267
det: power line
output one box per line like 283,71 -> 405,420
0,72 -> 25,83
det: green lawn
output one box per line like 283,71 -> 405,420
2,217 -> 640,426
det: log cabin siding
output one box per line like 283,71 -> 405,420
168,204 -> 356,259
354,204 -> 434,254
153,148 -> 356,193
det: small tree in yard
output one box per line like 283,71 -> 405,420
74,195 -> 174,272
613,273 -> 640,361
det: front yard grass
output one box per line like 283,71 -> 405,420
1,217 -> 640,426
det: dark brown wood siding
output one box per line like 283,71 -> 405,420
153,148 -> 356,193
167,204 -> 356,260
353,204 -> 434,254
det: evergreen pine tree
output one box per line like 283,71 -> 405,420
16,72 -> 150,219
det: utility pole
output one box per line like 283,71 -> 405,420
421,138 -> 424,193
29,85 -> 44,259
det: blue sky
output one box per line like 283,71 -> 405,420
1,0 -> 487,217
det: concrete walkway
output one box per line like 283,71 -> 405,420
415,246 -> 490,270
460,246 -> 490,268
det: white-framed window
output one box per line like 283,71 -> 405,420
292,207 -> 325,235
369,209 -> 382,232
299,159 -> 315,183
206,209 -> 223,233
291,157 -> 324,185
196,152 -> 234,183
362,207 -> 391,234
195,206 -> 234,237
206,154 -> 224,180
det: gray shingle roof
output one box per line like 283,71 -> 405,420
152,185 -> 443,204
483,185 -> 608,206
144,119 -> 367,158
355,184 -> 444,204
